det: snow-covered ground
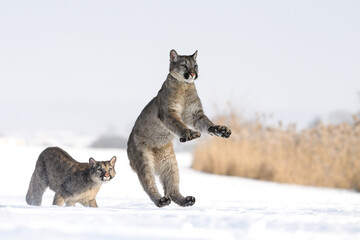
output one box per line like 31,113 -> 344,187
1,144 -> 360,240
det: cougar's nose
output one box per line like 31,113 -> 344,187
105,173 -> 109,178
190,72 -> 195,77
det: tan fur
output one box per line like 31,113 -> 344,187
63,186 -> 101,207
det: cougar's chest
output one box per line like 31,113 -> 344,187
172,88 -> 193,115
172,100 -> 185,115
68,185 -> 101,202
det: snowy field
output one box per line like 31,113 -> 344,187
1,144 -> 360,240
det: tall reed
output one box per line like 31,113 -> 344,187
192,114 -> 360,190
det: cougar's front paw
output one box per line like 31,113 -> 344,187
157,196 -> 171,207
208,125 -> 232,138
179,129 -> 201,143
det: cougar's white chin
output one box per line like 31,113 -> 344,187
170,72 -> 194,84
102,176 -> 111,181
187,74 -> 196,82
183,79 -> 194,84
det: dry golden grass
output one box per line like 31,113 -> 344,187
192,114 -> 360,191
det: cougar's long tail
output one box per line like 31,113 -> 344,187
26,157 -> 48,206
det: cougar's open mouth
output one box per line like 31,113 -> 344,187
184,72 -> 197,83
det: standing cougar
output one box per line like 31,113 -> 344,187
127,49 -> 231,207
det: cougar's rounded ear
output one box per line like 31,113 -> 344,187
170,49 -> 178,62
89,158 -> 97,168
192,50 -> 198,60
110,156 -> 117,166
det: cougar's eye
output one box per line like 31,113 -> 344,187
97,169 -> 102,173
109,168 -> 113,171
182,65 -> 188,70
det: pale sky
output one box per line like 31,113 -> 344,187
1,0 -> 359,137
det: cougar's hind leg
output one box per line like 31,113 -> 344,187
157,146 -> 195,207
26,170 -> 48,206
131,149 -> 170,207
